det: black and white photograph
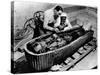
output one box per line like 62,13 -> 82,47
11,1 -> 97,74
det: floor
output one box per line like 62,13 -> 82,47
70,49 -> 97,71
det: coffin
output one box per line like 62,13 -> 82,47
24,26 -> 94,71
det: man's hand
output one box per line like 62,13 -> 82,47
58,25 -> 65,30
54,28 -> 60,33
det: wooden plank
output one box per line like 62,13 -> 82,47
59,41 -> 96,71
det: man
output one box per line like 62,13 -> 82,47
54,12 -> 72,31
43,5 -> 63,33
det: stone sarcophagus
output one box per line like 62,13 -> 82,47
24,26 -> 94,71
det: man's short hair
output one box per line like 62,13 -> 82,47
54,5 -> 63,12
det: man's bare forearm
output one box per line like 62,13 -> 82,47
43,24 -> 54,31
